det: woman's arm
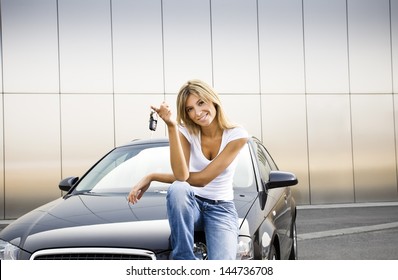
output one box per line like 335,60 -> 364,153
151,102 -> 189,181
127,172 -> 175,204
167,124 -> 189,181
187,137 -> 247,187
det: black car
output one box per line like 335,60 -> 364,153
0,137 -> 298,260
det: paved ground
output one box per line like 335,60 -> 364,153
296,202 -> 398,260
1,201 -> 398,260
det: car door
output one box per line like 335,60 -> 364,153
255,142 -> 292,257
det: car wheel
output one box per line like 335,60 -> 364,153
268,244 -> 277,260
289,221 -> 298,260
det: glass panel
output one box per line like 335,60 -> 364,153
75,143 -> 253,193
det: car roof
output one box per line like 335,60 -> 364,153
118,136 -> 257,149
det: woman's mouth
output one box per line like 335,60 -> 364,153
198,113 -> 208,122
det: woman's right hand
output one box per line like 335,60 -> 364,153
151,102 -> 176,127
127,175 -> 152,204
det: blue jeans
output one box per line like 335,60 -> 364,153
166,181 -> 239,260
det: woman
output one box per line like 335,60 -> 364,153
128,79 -> 248,260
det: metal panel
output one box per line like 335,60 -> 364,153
304,0 -> 349,94
4,94 -> 61,219
163,0 -> 213,94
392,0 -> 398,93
211,0 -> 259,94
258,0 -> 305,94
112,0 -> 164,94
1,0 -> 59,93
221,94 -> 262,139
351,95 -> 397,202
307,95 -> 354,204
0,19 -> 3,218
61,94 -> 115,179
0,94 -> 3,219
114,94 -> 166,146
261,95 -> 310,204
58,0 -> 113,93
348,0 -> 392,93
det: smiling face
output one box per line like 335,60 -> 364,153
185,93 -> 217,128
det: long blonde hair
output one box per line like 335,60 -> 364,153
176,79 -> 236,135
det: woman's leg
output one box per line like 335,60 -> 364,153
203,201 -> 239,260
166,181 -> 201,260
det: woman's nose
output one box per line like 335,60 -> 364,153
195,108 -> 201,116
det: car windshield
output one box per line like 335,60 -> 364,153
75,142 -> 254,193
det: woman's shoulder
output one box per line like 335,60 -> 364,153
224,126 -> 249,141
178,125 -> 197,143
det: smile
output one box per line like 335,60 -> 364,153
198,113 -> 208,122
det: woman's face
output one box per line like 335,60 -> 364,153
185,93 -> 217,127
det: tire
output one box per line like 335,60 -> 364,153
289,221 -> 298,260
268,244 -> 277,260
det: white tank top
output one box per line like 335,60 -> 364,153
179,126 -> 249,200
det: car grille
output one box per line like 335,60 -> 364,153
30,248 -> 156,260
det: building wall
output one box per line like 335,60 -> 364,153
0,0 -> 397,219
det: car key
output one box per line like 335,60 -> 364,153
149,110 -> 158,131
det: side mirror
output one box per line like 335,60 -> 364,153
59,176 -> 79,192
266,171 -> 298,189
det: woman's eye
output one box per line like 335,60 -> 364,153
186,108 -> 192,113
198,100 -> 205,106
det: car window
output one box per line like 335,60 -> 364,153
75,143 -> 254,193
255,142 -> 279,184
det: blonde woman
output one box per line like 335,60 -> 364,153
128,80 -> 248,260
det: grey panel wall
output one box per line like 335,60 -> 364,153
58,0 -> 113,93
304,0 -> 349,94
4,94 -> 61,218
211,0 -> 260,93
348,0 -> 392,93
1,0 -> 398,218
258,0 -> 305,94
163,0 -> 213,93
1,0 -> 58,93
0,13 -> 3,218
112,0 -> 164,93
393,0 -> 398,93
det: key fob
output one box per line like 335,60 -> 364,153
149,111 -> 157,131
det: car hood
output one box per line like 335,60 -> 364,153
0,191 -> 257,255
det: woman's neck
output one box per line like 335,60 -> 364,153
200,122 -> 223,138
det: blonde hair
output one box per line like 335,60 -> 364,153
176,79 -> 236,135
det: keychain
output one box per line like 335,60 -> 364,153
149,110 -> 158,131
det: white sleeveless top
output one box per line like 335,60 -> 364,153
179,126 -> 249,201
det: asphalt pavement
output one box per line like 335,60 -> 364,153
296,201 -> 398,260
1,201 -> 398,260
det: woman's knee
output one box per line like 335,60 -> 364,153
167,181 -> 194,206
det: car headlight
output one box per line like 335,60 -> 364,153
236,236 -> 253,260
0,239 -> 20,260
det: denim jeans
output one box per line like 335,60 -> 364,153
166,181 -> 239,260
